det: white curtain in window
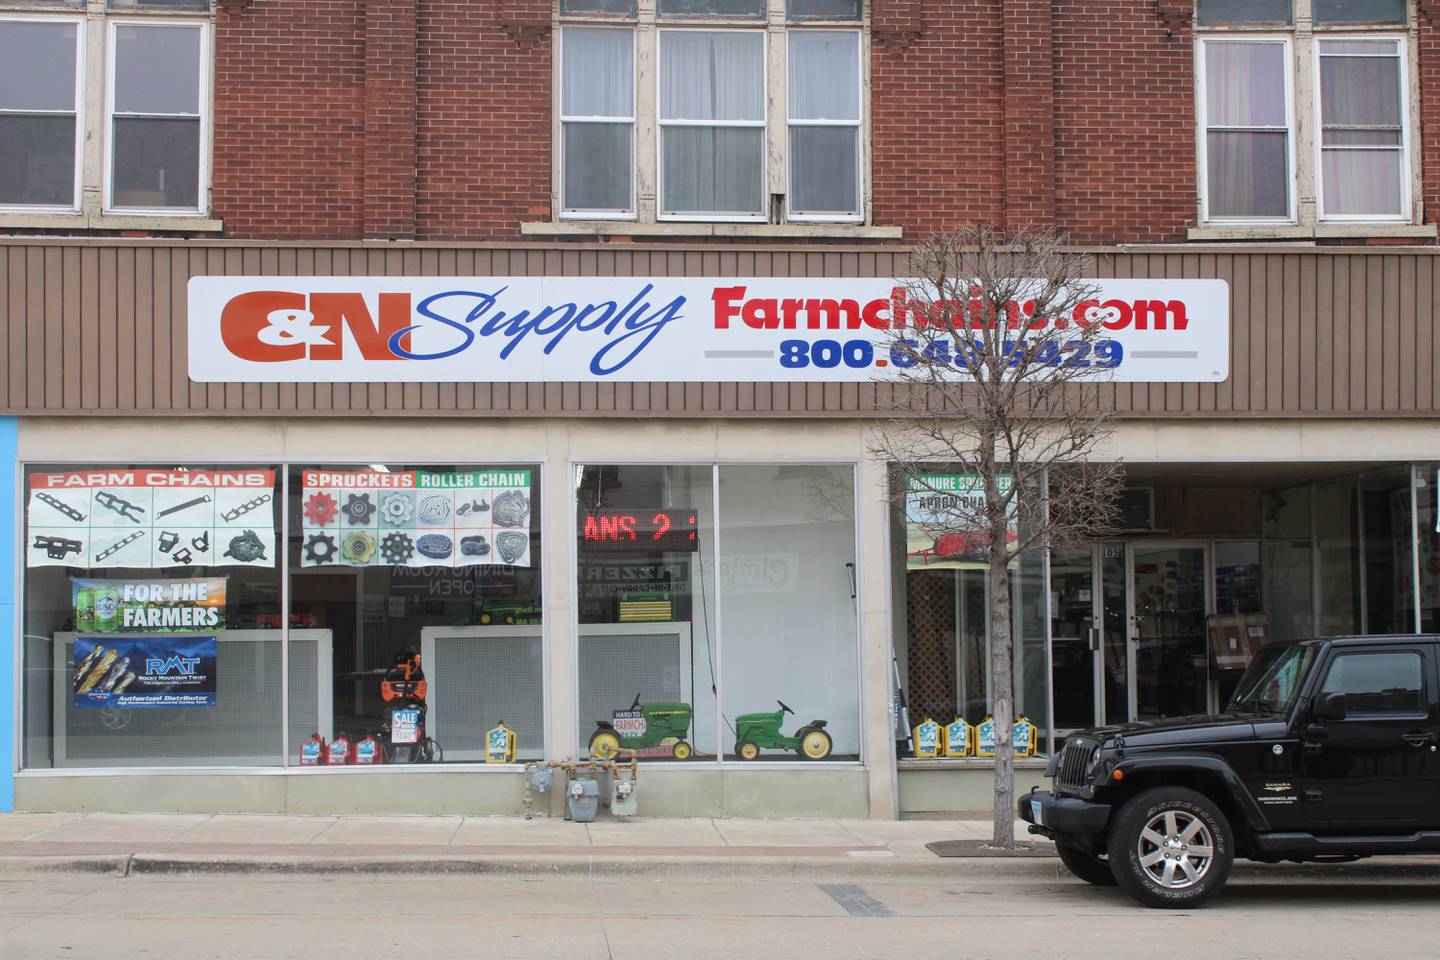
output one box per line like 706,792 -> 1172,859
788,31 -> 860,217
563,27 -> 633,119
1204,41 -> 1288,219
660,31 -> 764,122
660,31 -> 764,215
562,28 -> 634,213
1319,41 -> 1403,217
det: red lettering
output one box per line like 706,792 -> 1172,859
861,296 -> 890,330
1132,299 -> 1188,330
220,291 -> 307,362
741,298 -> 780,330
308,293 -> 410,360
712,285 -> 746,329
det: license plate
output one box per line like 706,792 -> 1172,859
392,709 -> 420,744
1030,799 -> 1044,825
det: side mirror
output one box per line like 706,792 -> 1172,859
1314,691 -> 1347,722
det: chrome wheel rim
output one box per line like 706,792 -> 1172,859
1137,810 -> 1214,889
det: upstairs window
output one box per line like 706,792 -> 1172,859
108,22 -> 207,213
556,0 -> 865,226
0,18 -> 82,209
1195,0 -> 1414,228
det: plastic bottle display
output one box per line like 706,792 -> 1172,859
327,734 -> 352,766
943,717 -> 973,757
912,718 -> 942,759
353,734 -> 384,765
976,716 -> 997,757
299,734 -> 326,766
486,721 -> 516,764
1012,716 -> 1038,757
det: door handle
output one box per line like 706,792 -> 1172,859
1401,732 -> 1436,748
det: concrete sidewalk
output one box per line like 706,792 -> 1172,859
0,812 -> 1049,879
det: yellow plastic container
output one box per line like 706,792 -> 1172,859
485,721 -> 517,764
912,718 -> 943,759
943,718 -> 973,758
1012,716 -> 1038,758
975,717 -> 997,757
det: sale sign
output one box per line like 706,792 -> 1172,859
188,277 -> 1230,384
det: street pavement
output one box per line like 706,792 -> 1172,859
3,813 -> 1440,959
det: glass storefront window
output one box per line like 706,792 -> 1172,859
21,463 -> 284,768
718,464 -> 860,761
575,463 -> 860,762
576,464 -> 717,761
286,464 -> 544,764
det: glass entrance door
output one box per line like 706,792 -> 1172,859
1050,548 -> 1098,731
1129,544 -> 1210,720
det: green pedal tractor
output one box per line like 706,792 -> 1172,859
733,701 -> 833,760
589,694 -> 695,760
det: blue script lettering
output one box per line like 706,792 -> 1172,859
387,285 -> 687,375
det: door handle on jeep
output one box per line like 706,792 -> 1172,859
1401,732 -> 1436,748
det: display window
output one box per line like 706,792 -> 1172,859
286,464 -> 544,765
891,467 -> 1052,760
21,463 -> 286,768
576,463 -> 861,763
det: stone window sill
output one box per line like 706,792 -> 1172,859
521,220 -> 903,240
0,212 -> 224,233
1187,223 -> 1437,242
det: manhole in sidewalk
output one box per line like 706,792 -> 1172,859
925,840 -> 1056,858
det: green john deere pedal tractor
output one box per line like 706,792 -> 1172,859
733,701 -> 833,760
589,694 -> 695,760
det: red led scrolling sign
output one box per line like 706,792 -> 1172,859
579,510 -> 699,553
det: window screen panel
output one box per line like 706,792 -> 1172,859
564,123 -> 633,211
578,631 -> 685,741
114,24 -> 201,115
788,0 -> 861,20
660,31 -> 765,122
0,20 -> 78,112
1206,131 -> 1289,218
1314,0 -> 1405,23
662,126 -> 764,214
790,125 -> 858,216
561,0 -> 637,13
0,115 -> 75,206
111,116 -> 201,208
1197,0 -> 1291,23
658,0 -> 764,18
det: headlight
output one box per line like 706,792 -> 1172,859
1087,747 -> 1104,777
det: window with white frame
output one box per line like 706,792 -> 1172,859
1195,0 -> 1415,228
0,2 -> 211,221
0,18 -> 83,209
556,0 -> 865,225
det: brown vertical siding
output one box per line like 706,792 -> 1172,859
1,240 -> 1436,419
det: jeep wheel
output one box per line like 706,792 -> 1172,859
1107,787 -> 1233,909
1055,840 -> 1116,886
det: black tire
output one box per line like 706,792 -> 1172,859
1107,787 -> 1233,909
1056,840 -> 1117,886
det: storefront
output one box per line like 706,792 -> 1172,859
4,240 -> 1439,819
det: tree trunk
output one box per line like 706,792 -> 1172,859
988,520 -> 1015,848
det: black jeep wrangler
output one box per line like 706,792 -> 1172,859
1021,634 -> 1440,908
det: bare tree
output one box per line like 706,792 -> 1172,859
873,225 -> 1123,848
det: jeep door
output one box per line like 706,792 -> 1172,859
1299,643 -> 1440,827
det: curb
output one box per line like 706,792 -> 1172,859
6,851 -> 1440,882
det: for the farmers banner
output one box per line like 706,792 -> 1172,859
300,468 -> 533,569
73,578 -> 227,633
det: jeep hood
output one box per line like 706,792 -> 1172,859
1083,714 -> 1258,749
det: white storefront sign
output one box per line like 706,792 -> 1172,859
188,276 -> 1229,383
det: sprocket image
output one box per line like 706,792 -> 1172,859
343,492 -> 376,526
303,491 -> 339,526
380,531 -> 415,564
380,492 -> 415,526
223,530 -> 268,563
303,533 -> 337,564
342,530 -> 376,564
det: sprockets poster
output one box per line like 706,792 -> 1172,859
300,469 -> 533,569
73,635 -> 218,709
27,469 -> 277,570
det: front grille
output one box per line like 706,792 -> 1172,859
1055,737 -> 1096,794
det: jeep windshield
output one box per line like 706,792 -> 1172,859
1226,642 -> 1319,717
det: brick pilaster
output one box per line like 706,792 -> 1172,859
363,0 -> 417,239
1001,0 -> 1056,229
